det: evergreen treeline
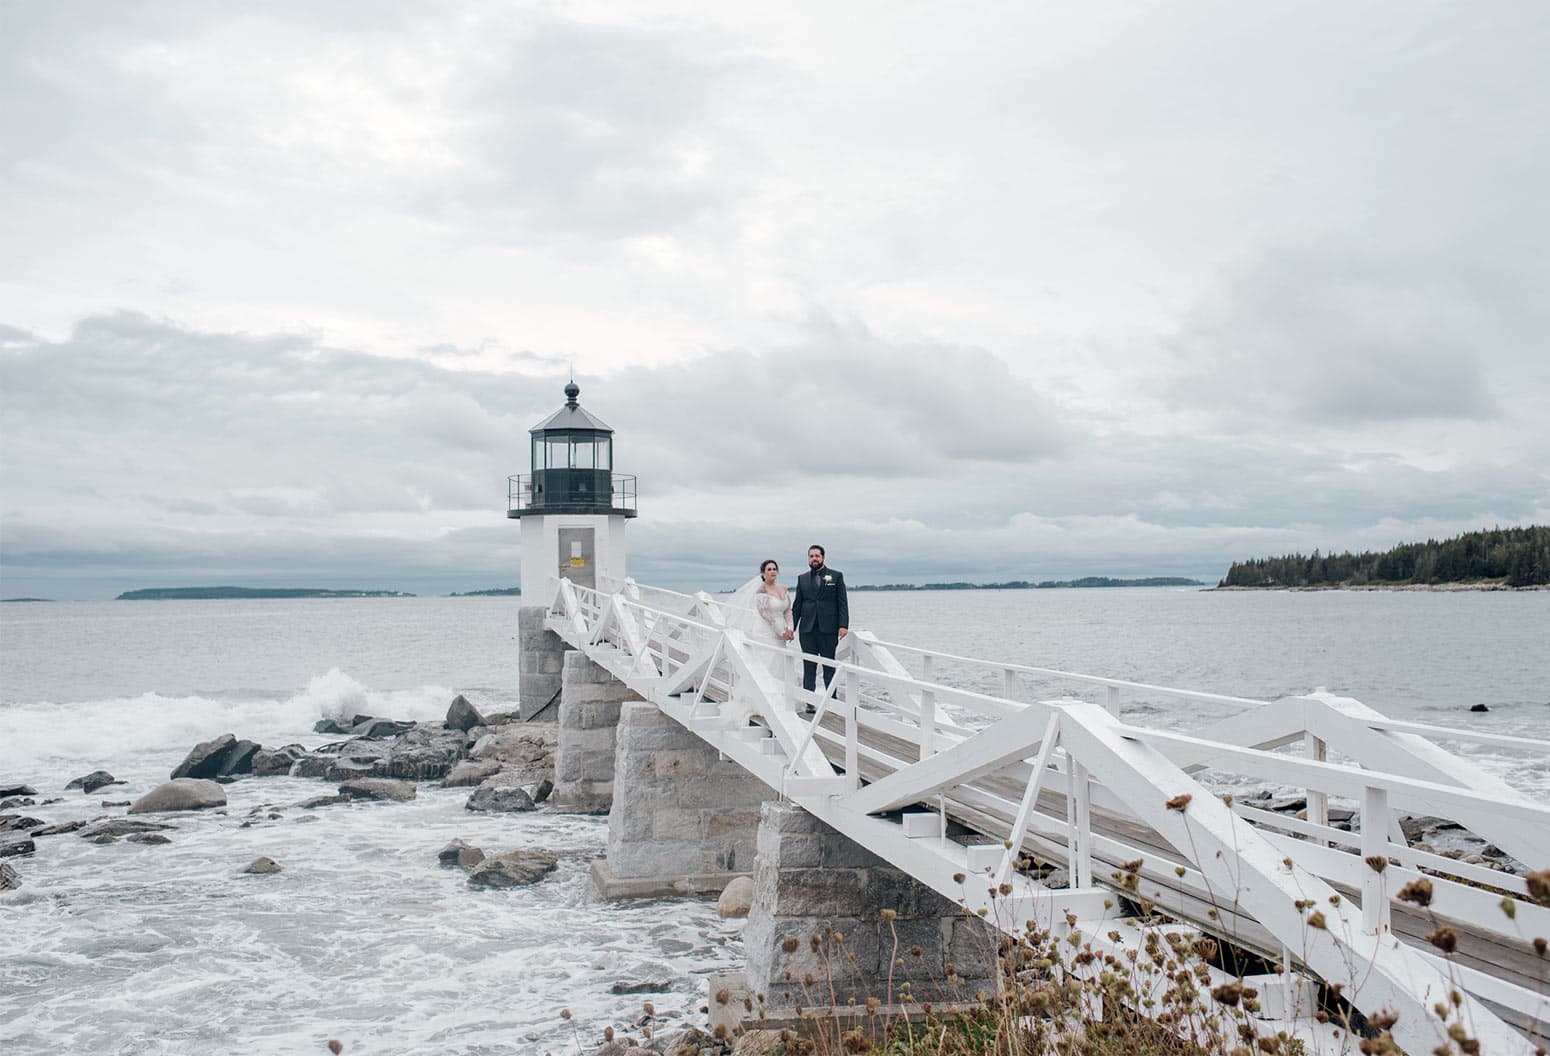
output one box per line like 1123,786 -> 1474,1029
1219,526 -> 1550,588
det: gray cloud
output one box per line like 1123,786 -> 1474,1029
1163,247 -> 1506,426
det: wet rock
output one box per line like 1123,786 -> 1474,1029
531,777 -> 554,804
0,815 -> 44,834
298,794 -> 350,809
611,979 -> 674,995
353,718 -> 416,740
81,819 -> 175,838
0,862 -> 18,890
170,733 -> 238,780
0,783 -> 36,798
1469,703 -> 1489,713
446,694 -> 487,732
32,820 -> 88,837
1400,815 -> 1464,844
1266,796 -> 1306,813
592,1042 -> 639,1056
242,856 -> 282,874
0,797 -> 35,810
338,778 -> 417,802
66,770 -> 122,794
465,779 -> 535,813
717,875 -> 754,918
437,838 -> 486,870
466,849 -> 558,888
313,717 -> 355,735
467,727 -> 556,784
1,835 -> 36,858
101,800 -> 131,808
660,1027 -> 716,1056
442,759 -> 502,788
251,744 -> 307,777
291,754 -> 337,780
128,833 -> 172,845
90,834 -> 118,844
217,740 -> 261,777
129,778 -> 227,814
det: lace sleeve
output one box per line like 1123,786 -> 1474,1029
755,591 -> 778,630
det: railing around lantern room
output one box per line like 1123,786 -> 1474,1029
507,473 -> 638,517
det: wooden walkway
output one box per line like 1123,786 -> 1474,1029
545,578 -> 1550,1054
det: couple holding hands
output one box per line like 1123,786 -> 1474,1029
734,544 -> 850,692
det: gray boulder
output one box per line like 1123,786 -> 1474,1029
170,734 -> 238,780
128,778 -> 227,814
81,819 -> 175,838
0,783 -> 36,798
338,778 -> 417,802
0,862 -> 18,890
217,740 -> 261,778
466,849 -> 558,888
298,794 -> 350,809
242,856 -> 281,874
1,835 -> 36,858
716,875 -> 754,918
352,718 -> 416,739
446,694 -> 487,732
0,815 -> 44,834
437,838 -> 486,870
128,833 -> 172,845
465,779 -> 535,813
32,820 -> 87,837
66,770 -> 122,794
442,759 -> 502,788
251,744 -> 307,777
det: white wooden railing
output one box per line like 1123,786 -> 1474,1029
549,577 -> 1550,1055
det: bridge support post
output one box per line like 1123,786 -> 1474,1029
549,651 -> 639,813
742,802 -> 996,1011
590,701 -> 768,898
518,605 -> 571,720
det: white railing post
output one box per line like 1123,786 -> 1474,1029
1103,684 -> 1120,716
1003,667 -> 1018,702
1361,784 -> 1391,934
919,688 -> 936,761
1305,732 -> 1329,846
844,698 -> 860,791
783,651 -> 795,712
1072,758 -> 1093,888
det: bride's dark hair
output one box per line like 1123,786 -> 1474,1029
760,559 -> 779,573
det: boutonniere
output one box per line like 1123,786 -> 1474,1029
822,574 -> 833,584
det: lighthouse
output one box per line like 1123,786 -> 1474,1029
508,381 -> 637,602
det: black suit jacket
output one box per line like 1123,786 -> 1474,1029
792,567 -> 848,634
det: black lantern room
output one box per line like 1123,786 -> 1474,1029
507,382 -> 638,518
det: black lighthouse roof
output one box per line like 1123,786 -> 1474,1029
530,381 -> 613,434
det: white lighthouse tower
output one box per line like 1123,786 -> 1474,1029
508,381 -> 637,604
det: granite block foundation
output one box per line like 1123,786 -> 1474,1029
517,605 -> 570,720
549,651 -> 638,814
590,701 -> 769,898
743,801 -> 996,1009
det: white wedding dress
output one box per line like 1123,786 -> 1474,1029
731,577 -> 793,678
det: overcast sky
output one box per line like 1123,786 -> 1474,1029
2,1 -> 1547,599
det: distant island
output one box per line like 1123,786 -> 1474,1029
448,587 -> 522,597
117,587 -> 416,600
851,577 -> 1203,592
1219,525 -> 1549,589
1,597 -> 53,603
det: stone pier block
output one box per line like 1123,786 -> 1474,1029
517,606 -> 571,720
549,651 -> 639,814
591,702 -> 770,898
744,801 -> 996,1009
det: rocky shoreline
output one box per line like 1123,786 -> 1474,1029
0,694 -> 560,891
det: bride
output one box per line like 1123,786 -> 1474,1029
731,559 -> 794,677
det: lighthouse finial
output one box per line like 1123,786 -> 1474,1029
564,378 -> 580,408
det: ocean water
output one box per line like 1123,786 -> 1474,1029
2,589 -> 1547,1054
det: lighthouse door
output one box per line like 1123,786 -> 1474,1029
557,527 -> 596,590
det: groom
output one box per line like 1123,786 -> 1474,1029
791,543 -> 848,694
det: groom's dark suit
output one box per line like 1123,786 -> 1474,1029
791,565 -> 849,692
